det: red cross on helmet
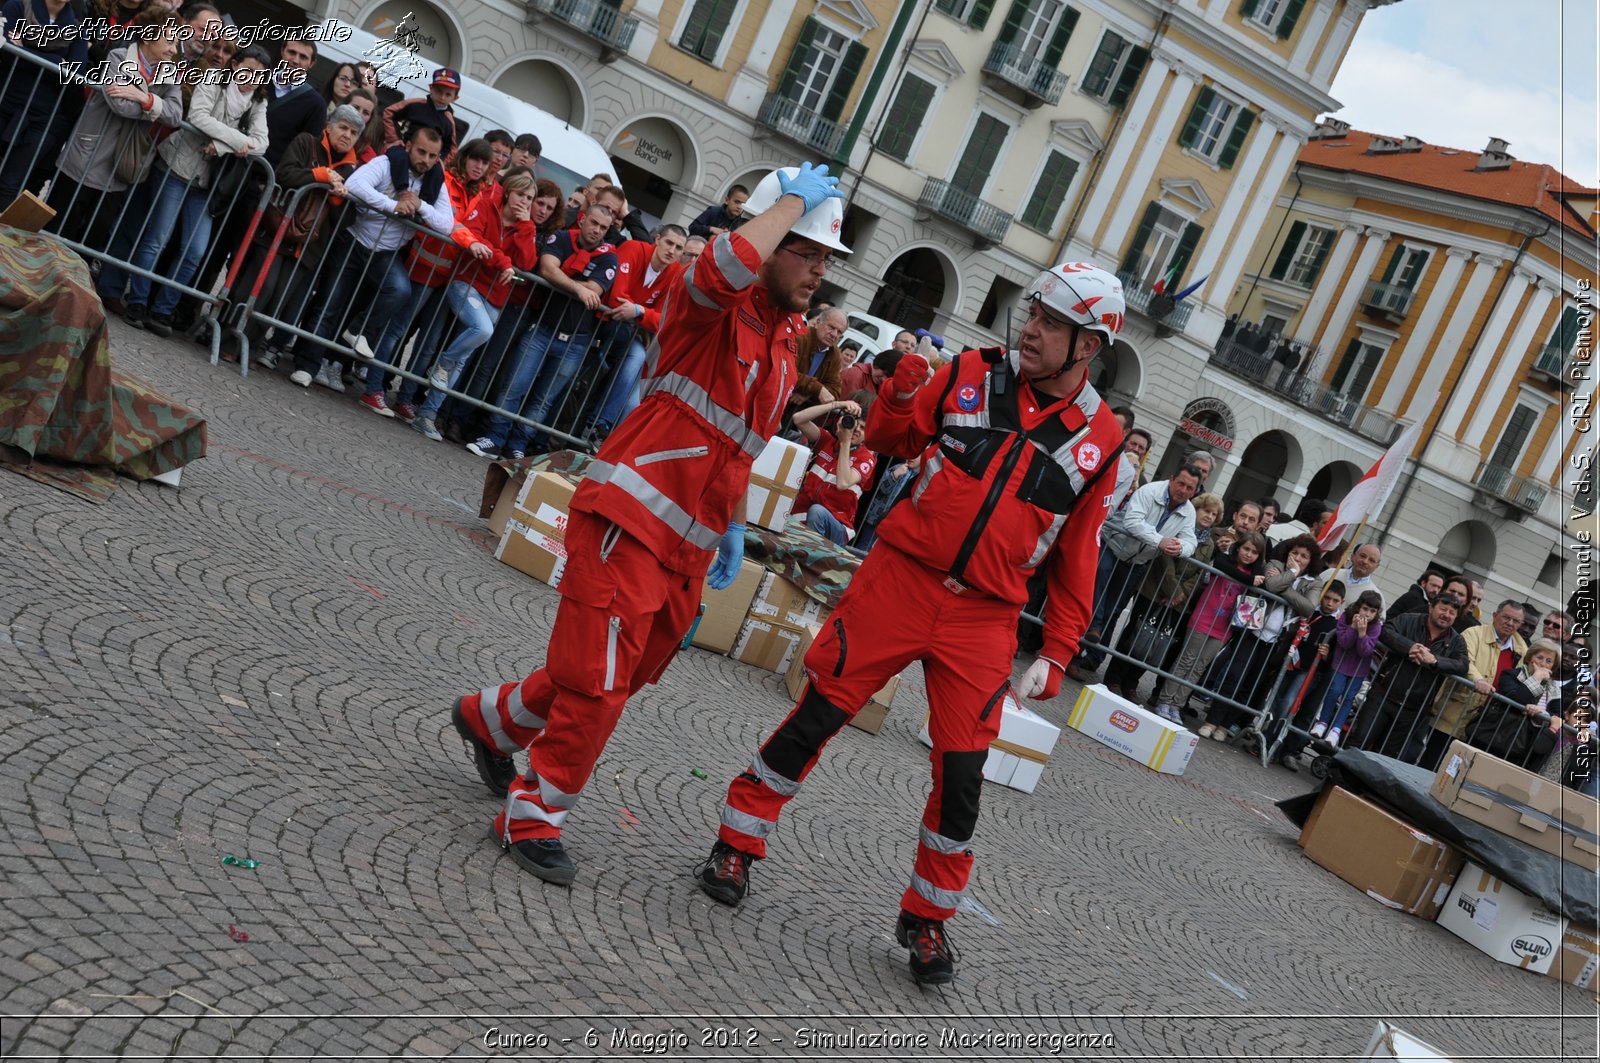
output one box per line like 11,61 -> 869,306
1027,262 -> 1126,343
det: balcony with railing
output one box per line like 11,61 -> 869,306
526,0 -> 637,59
1115,271 -> 1195,334
916,178 -> 1012,248
755,93 -> 847,159
982,41 -> 1069,107
932,0 -> 968,15
1209,337 -> 1405,446
1530,340 -> 1569,380
1473,461 -> 1548,513
1361,279 -> 1416,322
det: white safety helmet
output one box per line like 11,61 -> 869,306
1027,262 -> 1126,344
744,166 -> 852,254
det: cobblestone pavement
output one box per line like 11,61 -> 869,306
1,325 -> 1595,1061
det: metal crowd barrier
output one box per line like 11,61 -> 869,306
0,35 -> 276,363
233,180 -> 645,451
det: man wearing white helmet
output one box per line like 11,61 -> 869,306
447,162 -> 848,885
700,261 -> 1127,985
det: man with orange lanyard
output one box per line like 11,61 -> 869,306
447,163 -> 851,885
698,262 -> 1128,986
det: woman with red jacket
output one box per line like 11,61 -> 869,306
411,170 -> 543,442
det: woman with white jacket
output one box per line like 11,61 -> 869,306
118,46 -> 270,335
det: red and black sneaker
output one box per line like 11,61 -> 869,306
697,841 -> 753,907
895,912 -> 957,985
451,697 -> 517,796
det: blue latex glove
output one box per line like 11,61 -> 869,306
776,163 -> 843,214
708,522 -> 746,590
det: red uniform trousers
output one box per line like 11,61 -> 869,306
459,511 -> 701,843
717,543 -> 1016,921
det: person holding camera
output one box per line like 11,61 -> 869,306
791,397 -> 876,546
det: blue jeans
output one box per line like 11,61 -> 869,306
1316,671 -> 1364,732
112,166 -> 212,315
395,285 -> 451,406
418,282 -> 500,419
805,503 -> 851,546
1075,552 -> 1143,669
309,246 -> 411,387
591,331 -> 647,432
484,326 -> 591,450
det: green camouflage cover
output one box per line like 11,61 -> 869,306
483,449 -> 861,608
0,226 -> 207,501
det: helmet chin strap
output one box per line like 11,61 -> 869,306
1025,322 -> 1095,384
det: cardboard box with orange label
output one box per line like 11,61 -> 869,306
494,473 -> 577,588
1066,684 -> 1199,776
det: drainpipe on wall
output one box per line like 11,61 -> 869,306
1375,212 -> 1554,548
837,0 -> 928,176
1052,6 -> 1171,263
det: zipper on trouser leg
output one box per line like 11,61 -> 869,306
604,616 -> 620,692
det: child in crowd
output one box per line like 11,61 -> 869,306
791,395 -> 876,547
1153,531 -> 1267,727
1308,590 -> 1384,747
1273,579 -> 1344,770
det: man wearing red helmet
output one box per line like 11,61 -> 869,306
698,262 -> 1128,986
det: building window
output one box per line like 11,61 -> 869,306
678,0 -> 738,62
1485,404 -> 1540,474
977,275 -> 1025,330
1330,337 -> 1387,402
1121,202 -> 1202,291
950,112 -> 1010,197
1385,246 -> 1430,289
1020,150 -> 1079,233
1268,220 -> 1334,289
1004,0 -> 1072,62
1081,30 -> 1148,106
1547,304 -> 1583,357
876,73 -> 936,162
1178,86 -> 1256,168
1241,0 -> 1310,39
775,17 -> 868,123
934,0 -> 990,27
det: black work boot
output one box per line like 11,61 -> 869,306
895,911 -> 957,985
493,826 -> 577,886
697,841 -> 753,907
452,697 -> 517,796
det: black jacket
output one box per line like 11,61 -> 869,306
1372,611 -> 1468,711
266,82 -> 327,166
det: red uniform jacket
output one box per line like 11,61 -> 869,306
866,348 -> 1125,664
407,171 -> 484,287
451,185 -> 544,308
571,231 -> 800,576
606,239 -> 684,334
794,433 -> 876,532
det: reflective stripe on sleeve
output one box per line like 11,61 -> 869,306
712,232 -> 758,290
1024,513 -> 1068,568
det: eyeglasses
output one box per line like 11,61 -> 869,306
1543,619 -> 1566,628
779,245 -> 834,270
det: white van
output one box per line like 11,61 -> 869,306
841,311 -> 910,362
310,20 -> 617,196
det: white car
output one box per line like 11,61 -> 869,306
840,312 -> 910,362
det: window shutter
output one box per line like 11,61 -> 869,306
1305,228 -> 1332,287
1178,87 -> 1215,149
777,18 -> 819,101
1278,0 -> 1309,38
1217,107 -> 1255,168
1378,245 -> 1403,284
1109,46 -> 1148,106
1120,202 -> 1161,274
1555,305 -> 1581,351
1022,151 -> 1079,230
1397,250 -> 1428,290
1171,221 -> 1204,286
1082,32 -> 1122,98
1270,220 -> 1306,281
1043,7 -> 1080,68
1330,337 -> 1362,391
1241,0 -> 1261,17
969,0 -> 998,31
995,1 -> 1027,47
879,75 -> 934,161
822,40 -> 868,122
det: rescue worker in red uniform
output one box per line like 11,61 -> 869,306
698,262 -> 1129,985
447,163 -> 851,885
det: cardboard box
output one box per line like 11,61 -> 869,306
747,570 -> 830,631
1360,1021 -> 1459,1061
1430,741 -> 1600,868
493,473 -> 576,587
745,437 -> 809,531
485,468 -> 530,538
782,623 -> 901,733
1547,924 -> 1600,991
730,618 -> 806,673
918,693 -> 1059,793
1066,684 -> 1200,776
1434,861 -> 1567,975
1298,787 -> 1466,919
691,559 -> 763,654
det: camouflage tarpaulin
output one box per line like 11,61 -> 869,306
0,226 -> 206,502
485,449 -> 861,609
